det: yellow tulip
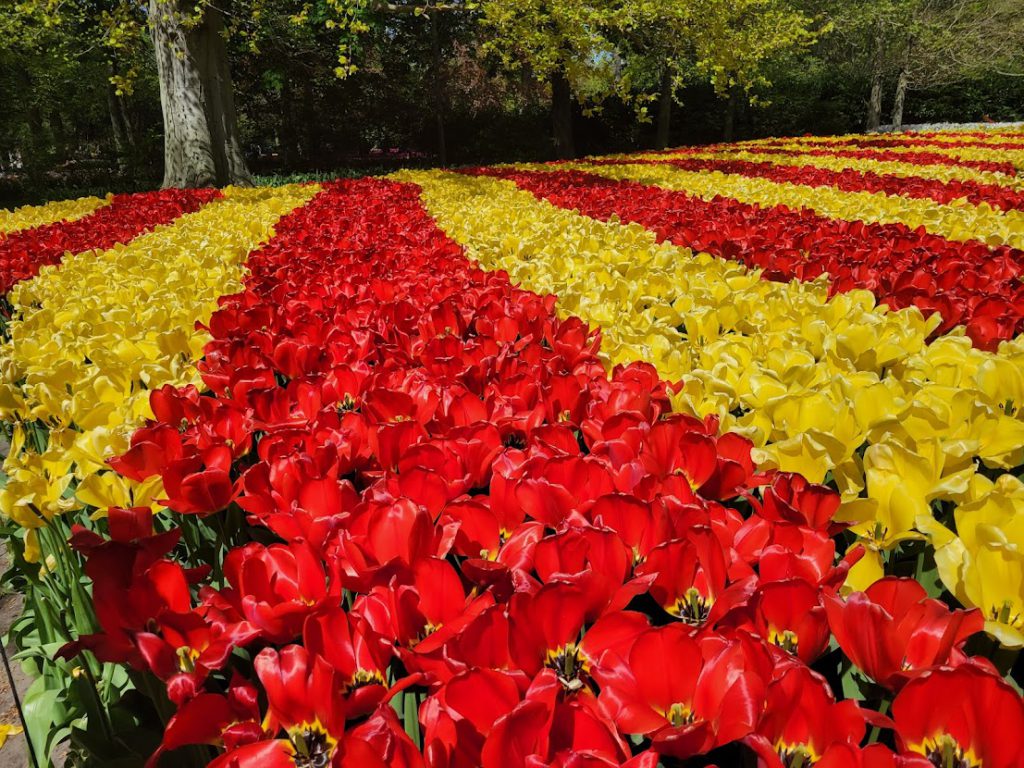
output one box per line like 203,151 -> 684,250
921,474 -> 1024,647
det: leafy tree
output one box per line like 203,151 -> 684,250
8,0 -> 254,187
827,0 -> 1023,131
476,0 -> 625,158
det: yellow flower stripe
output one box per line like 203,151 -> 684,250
689,138 -> 1023,185
653,147 -> 1024,190
0,184 -> 321,558
744,130 -> 1024,148
0,195 -> 109,235
541,160 -> 1024,250
737,135 -> 1024,171
397,169 -> 1024,593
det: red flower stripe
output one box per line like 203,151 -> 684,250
479,167 -> 1024,348
590,155 -> 1024,211
790,134 -> 1024,152
748,144 -> 1019,176
0,187 -> 222,295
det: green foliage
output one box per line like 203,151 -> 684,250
0,0 -> 1022,205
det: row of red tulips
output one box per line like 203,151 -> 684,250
0,188 -> 220,295
481,168 -> 1024,348
591,155 -> 1024,211
56,178 -> 1022,767
783,135 -> 1024,153
741,145 -> 1018,176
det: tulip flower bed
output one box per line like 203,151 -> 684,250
1,130 -> 1024,768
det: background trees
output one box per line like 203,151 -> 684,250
0,0 -> 1022,203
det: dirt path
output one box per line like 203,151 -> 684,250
0,547 -> 30,768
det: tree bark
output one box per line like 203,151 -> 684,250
196,6 -> 251,185
149,0 -> 251,188
723,87 -> 739,142
655,68 -> 673,150
891,42 -> 911,131
300,78 -> 316,165
107,79 -> 130,162
49,109 -> 68,160
106,62 -> 135,166
280,77 -> 301,168
551,69 -> 575,160
26,103 -> 45,183
867,20 -> 886,131
429,12 -> 448,166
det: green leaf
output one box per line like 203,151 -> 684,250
21,675 -> 66,768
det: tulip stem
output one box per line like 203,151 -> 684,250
80,660 -> 116,746
402,690 -> 422,748
867,697 -> 890,744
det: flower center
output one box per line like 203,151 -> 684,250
287,721 -> 337,768
346,668 -> 385,692
502,432 -> 527,449
545,642 -> 589,692
776,744 -> 817,768
669,587 -> 712,626
922,734 -> 980,768
663,702 -> 696,727
415,621 -> 442,645
990,599 -> 1024,630
768,628 -> 800,656
176,645 -> 200,673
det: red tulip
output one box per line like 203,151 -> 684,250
745,665 -> 875,767
59,507 -> 194,669
480,670 -> 631,768
634,528 -> 744,626
760,473 -> 842,531
597,625 -> 772,758
421,668 -> 522,768
532,523 -> 643,619
255,645 -> 349,760
891,665 -> 1024,768
302,608 -> 395,719
824,577 -> 983,689
221,541 -> 339,643
741,580 -> 831,663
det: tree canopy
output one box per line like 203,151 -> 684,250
0,0 -> 1021,201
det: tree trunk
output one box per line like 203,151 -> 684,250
120,97 -> 137,149
429,13 -> 448,166
655,68 -> 673,150
196,6 -> 251,185
867,20 -> 885,131
107,79 -> 130,164
49,109 -> 68,160
891,43 -> 911,131
723,88 -> 738,142
280,77 -> 301,168
149,0 -> 251,188
300,78 -> 316,165
551,69 -> 575,160
106,62 -> 135,166
26,103 -> 45,184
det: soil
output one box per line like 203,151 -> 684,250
0,428 -> 62,768
0,547 -> 31,768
